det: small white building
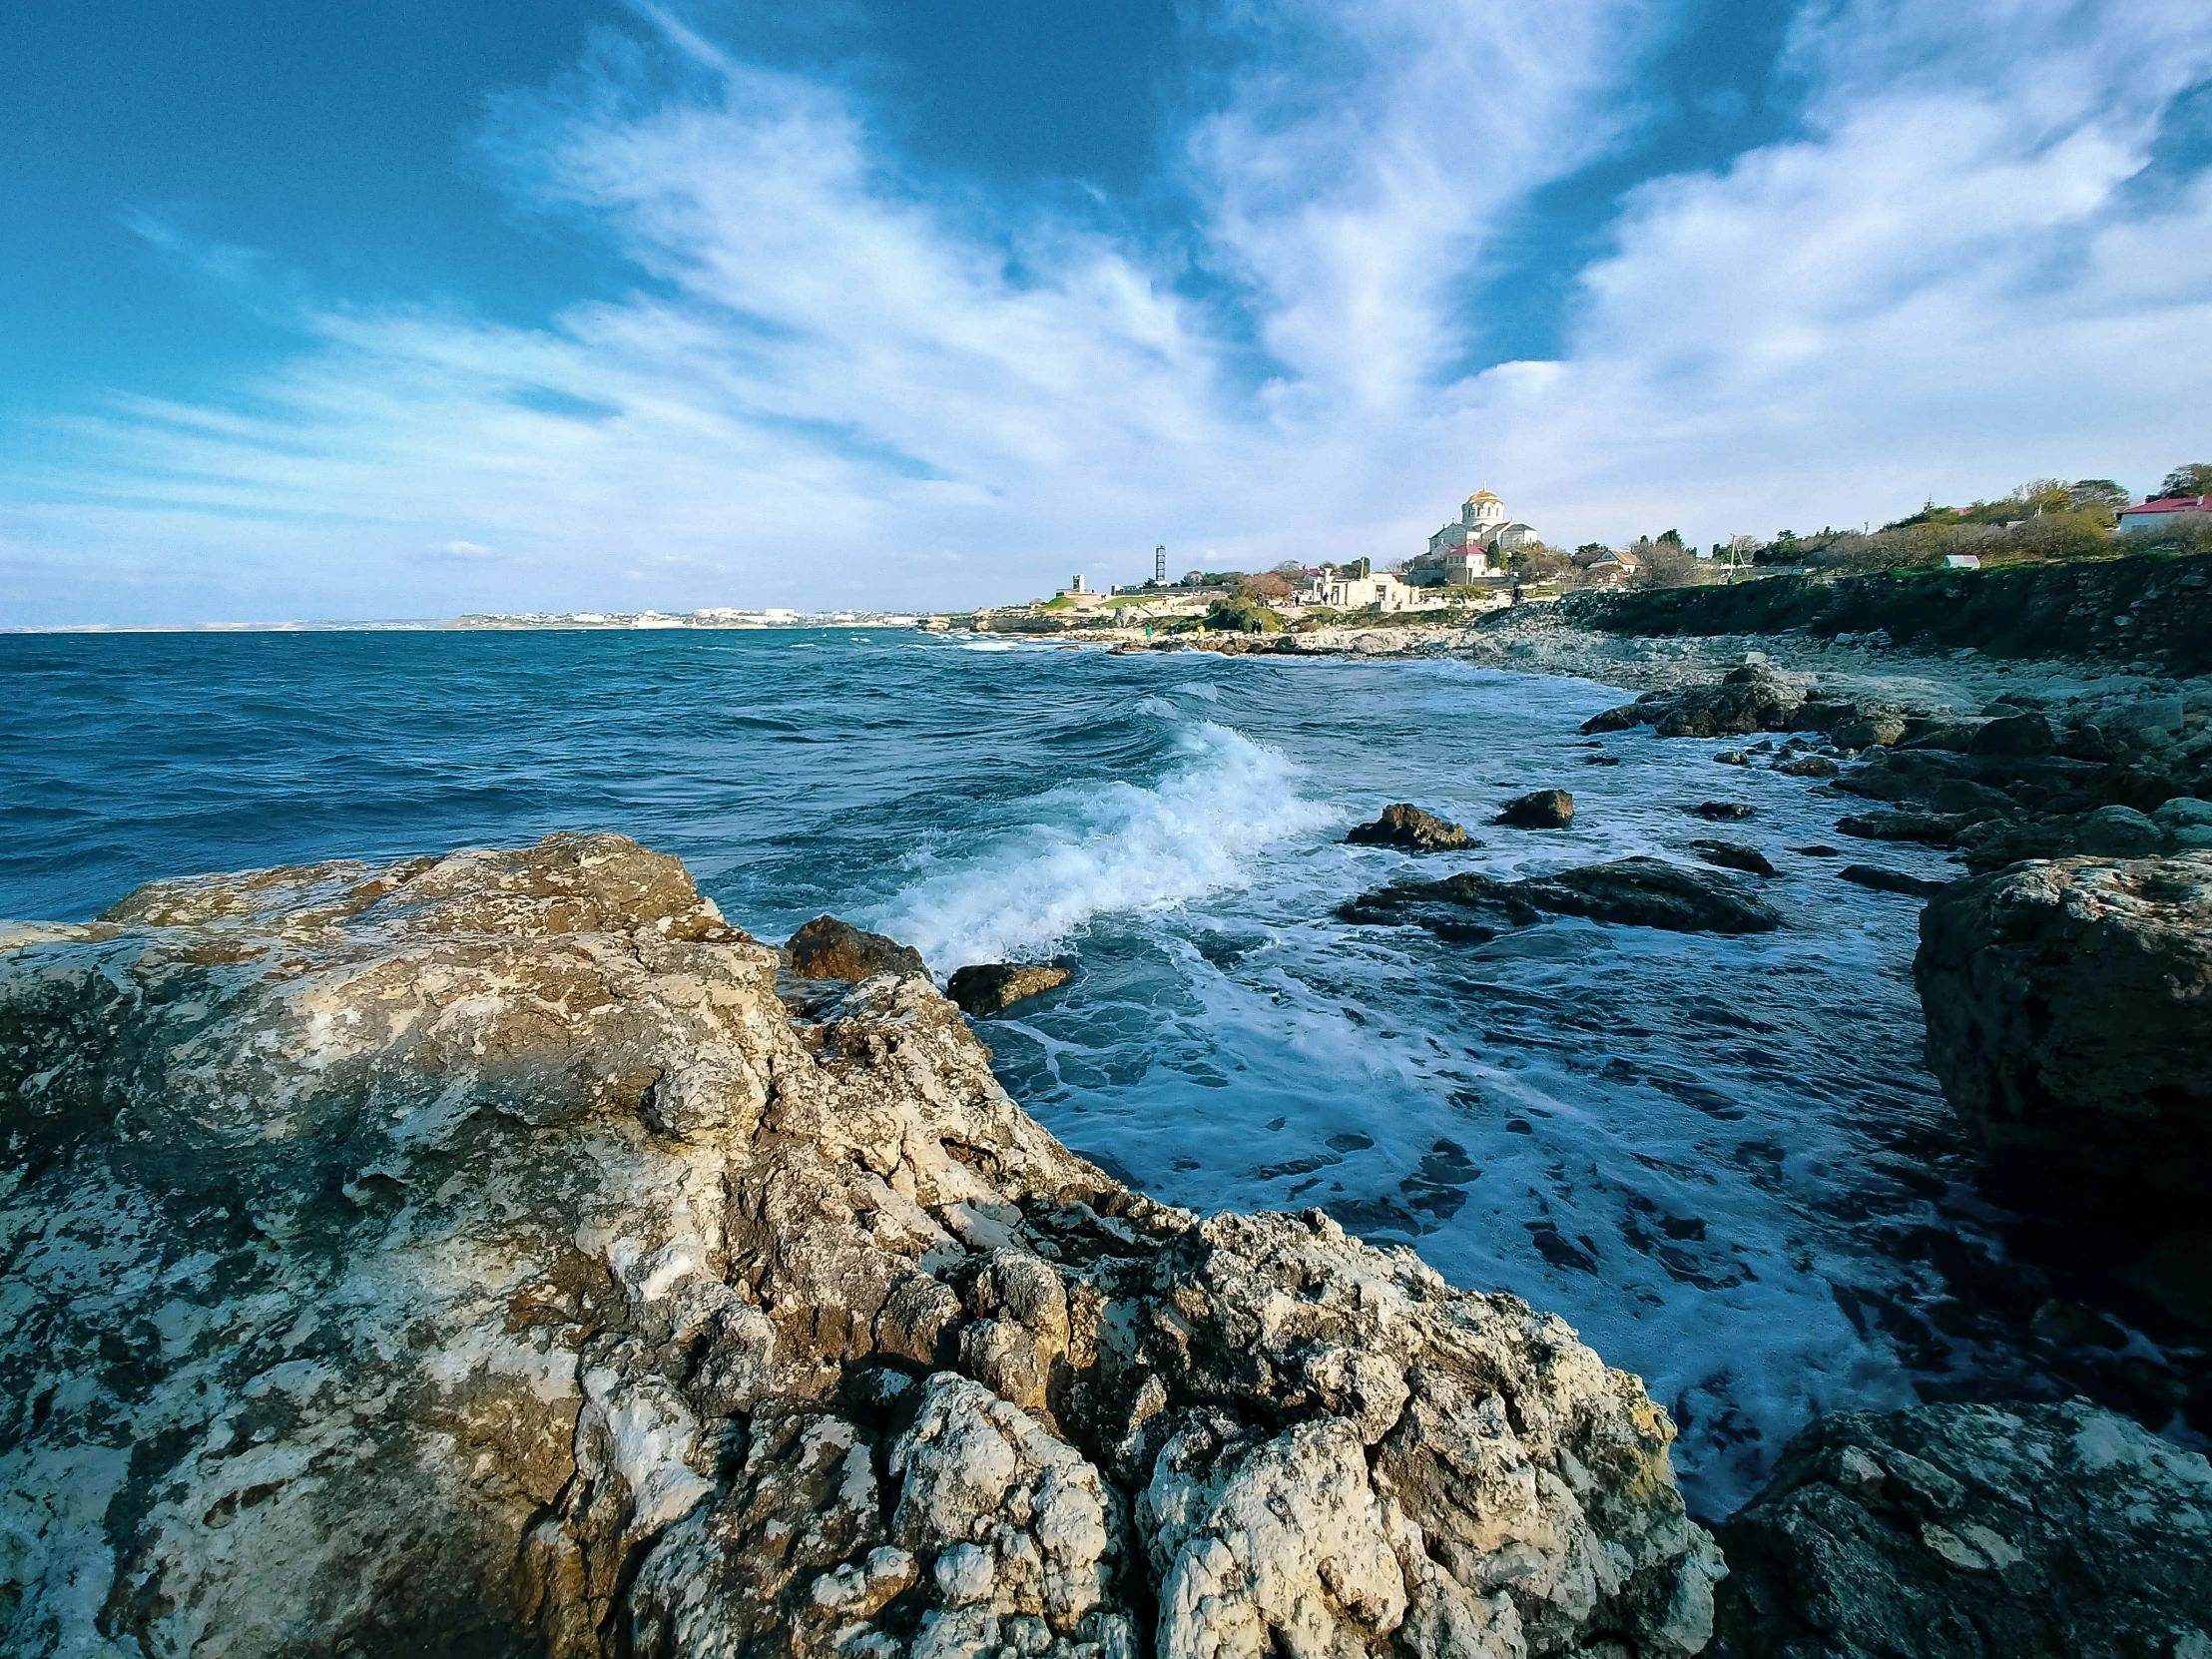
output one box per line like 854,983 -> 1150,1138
1053,573 -> 1110,610
2118,495 -> 2211,532
1299,570 -> 1443,612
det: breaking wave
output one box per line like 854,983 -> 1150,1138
877,720 -> 1333,969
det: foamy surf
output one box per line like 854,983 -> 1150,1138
876,720 -> 1334,969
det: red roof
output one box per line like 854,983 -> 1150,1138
2119,495 -> 2211,516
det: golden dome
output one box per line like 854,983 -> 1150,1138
1466,489 -> 1500,503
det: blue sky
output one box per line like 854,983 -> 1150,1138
3,0 -> 2209,625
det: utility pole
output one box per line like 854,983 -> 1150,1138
1154,545 -> 1166,585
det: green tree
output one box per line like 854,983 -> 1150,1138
2158,463 -> 2212,498
1204,594 -> 1282,633
2067,478 -> 2128,513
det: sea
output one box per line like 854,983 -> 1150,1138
0,626 -> 2035,1515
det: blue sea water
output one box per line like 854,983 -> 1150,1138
3,626 -> 1995,1513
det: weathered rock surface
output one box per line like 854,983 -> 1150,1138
1506,859 -> 1782,934
946,960 -> 1074,1016
1690,802 -> 1757,821
787,913 -> 930,981
1343,857 -> 1780,937
0,833 -> 1722,1658
1345,803 -> 1476,851
1837,864 -> 1949,899
1709,1398 -> 2212,1659
1493,790 -> 1575,830
1580,661 -> 1918,750
1836,811 -> 1963,845
1916,852 -> 2212,1230
1689,840 -> 1775,877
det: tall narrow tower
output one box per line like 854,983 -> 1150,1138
1154,545 -> 1167,584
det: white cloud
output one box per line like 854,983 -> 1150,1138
2,0 -> 2208,624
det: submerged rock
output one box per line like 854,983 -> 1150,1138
1837,864 -> 1949,898
1916,852 -> 2212,1231
1344,802 -> 1475,850
1690,839 -> 1776,877
1493,789 -> 1575,830
1507,858 -> 1782,933
1836,811 -> 1963,845
946,960 -> 1073,1015
1347,857 -> 1780,936
0,832 -> 1723,1659
787,913 -> 929,980
1709,1399 -> 2212,1659
1691,802 -> 1758,821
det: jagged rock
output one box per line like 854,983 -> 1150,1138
1774,756 -> 1840,779
1916,852 -> 2212,1232
1507,859 -> 1781,933
946,961 -> 1074,1016
0,832 -> 1723,1659
1690,840 -> 1776,877
1578,663 -> 1811,741
1836,811 -> 1963,845
1690,802 -> 1757,821
1348,858 -> 1779,937
1654,663 -> 1801,739
1955,803 -> 2190,873
1830,706 -> 1908,750
1709,1399 -> 2212,1659
1896,721 -> 1983,752
1494,790 -> 1575,830
1968,712 -> 2056,757
1838,864 -> 1949,898
1345,803 -> 1476,851
787,914 -> 930,980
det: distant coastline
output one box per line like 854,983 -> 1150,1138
3,608 -> 923,635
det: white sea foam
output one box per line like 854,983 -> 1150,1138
877,721 -> 1334,968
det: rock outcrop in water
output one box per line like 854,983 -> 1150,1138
1493,791 -> 1575,830
1341,857 -> 1781,937
1916,851 -> 2212,1231
788,914 -> 930,981
0,833 -> 1724,1659
1709,1398 -> 2212,1659
945,960 -> 1073,1015
1344,803 -> 1476,851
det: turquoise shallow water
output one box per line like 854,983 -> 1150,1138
0,626 -> 2040,1512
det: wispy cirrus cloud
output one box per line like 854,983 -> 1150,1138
2,0 -> 2207,625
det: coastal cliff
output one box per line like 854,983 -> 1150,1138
0,833 -> 1723,1659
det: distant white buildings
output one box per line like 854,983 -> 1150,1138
1301,569 -> 1431,611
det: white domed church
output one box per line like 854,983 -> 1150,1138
1427,489 -> 1539,558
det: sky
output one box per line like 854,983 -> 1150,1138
2,0 -> 2209,625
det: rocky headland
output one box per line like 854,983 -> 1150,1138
1,834 -> 1729,1658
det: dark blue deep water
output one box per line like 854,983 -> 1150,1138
2,627 -> 1995,1512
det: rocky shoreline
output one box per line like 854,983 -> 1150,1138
8,575 -> 2212,1656
5,826 -> 2210,1656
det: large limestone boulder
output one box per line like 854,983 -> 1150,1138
1915,852 -> 2212,1224
1709,1399 -> 2212,1658
0,832 -> 1721,1659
